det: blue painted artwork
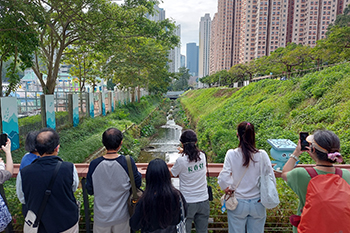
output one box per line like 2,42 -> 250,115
73,94 -> 79,127
89,93 -> 94,118
102,92 -> 106,116
1,97 -> 20,151
111,92 -> 115,112
267,139 -> 297,172
45,95 -> 56,130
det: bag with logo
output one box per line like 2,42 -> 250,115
292,167 -> 350,233
0,193 -> 12,231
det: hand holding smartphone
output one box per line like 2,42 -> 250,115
299,132 -> 309,151
0,134 -> 7,147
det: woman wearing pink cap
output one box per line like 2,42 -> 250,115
281,130 -> 350,233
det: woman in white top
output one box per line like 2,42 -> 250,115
171,129 -> 210,233
218,121 -> 275,233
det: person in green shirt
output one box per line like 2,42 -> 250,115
281,130 -> 350,233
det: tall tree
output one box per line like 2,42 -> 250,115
0,0 -> 39,96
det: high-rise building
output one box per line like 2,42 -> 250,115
199,14 -> 211,78
146,5 -> 165,22
145,5 -> 181,73
180,54 -> 186,68
209,0 -> 350,74
186,43 -> 199,76
168,25 -> 181,73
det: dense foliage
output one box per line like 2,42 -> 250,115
181,63 -> 350,164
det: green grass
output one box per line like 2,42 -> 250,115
180,63 -> 350,164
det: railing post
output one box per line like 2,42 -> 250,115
81,178 -> 91,233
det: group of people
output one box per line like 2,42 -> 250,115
0,120 -> 348,233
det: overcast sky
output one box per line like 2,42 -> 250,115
159,0 -> 218,55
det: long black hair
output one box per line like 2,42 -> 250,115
180,129 -> 201,162
237,121 -> 258,167
139,158 -> 180,228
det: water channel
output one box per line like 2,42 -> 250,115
137,106 -> 183,187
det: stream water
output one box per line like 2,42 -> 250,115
137,106 -> 183,187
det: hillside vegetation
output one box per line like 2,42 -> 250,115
181,63 -> 350,163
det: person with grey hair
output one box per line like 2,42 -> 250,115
282,130 -> 350,233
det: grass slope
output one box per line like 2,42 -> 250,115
181,63 -> 350,163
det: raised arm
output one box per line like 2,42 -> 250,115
281,140 -> 302,182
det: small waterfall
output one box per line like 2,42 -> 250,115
138,106 -> 183,188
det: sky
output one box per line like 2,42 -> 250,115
158,0 -> 218,56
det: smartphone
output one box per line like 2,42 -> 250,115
300,132 -> 309,151
0,134 -> 7,147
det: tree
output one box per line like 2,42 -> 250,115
268,43 -> 312,77
0,0 -> 39,96
229,64 -> 247,86
323,26 -> 350,61
310,41 -> 341,69
169,67 -> 190,91
1,0 -> 176,95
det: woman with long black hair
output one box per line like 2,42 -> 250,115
171,129 -> 210,233
218,121 -> 275,233
130,158 -> 186,232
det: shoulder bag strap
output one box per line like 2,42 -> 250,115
235,166 -> 249,190
34,160 -> 62,227
202,151 -> 209,179
126,155 -> 137,199
305,167 -> 318,178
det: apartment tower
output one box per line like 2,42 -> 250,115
210,0 -> 350,74
199,13 -> 212,78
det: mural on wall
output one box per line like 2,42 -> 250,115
89,92 -> 94,118
111,92 -> 115,112
73,94 -> 79,127
102,91 -> 106,116
45,95 -> 56,130
1,97 -> 20,151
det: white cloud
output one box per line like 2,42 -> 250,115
159,0 -> 218,55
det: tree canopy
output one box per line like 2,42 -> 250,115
0,0 -> 179,95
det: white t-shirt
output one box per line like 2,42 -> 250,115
171,152 -> 208,203
218,148 -> 275,199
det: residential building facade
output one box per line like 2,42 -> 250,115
209,0 -> 350,74
199,13 -> 211,78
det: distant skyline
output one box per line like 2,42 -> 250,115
159,0 -> 218,55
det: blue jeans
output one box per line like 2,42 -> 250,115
227,198 -> 266,233
185,200 -> 210,233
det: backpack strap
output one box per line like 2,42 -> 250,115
305,167 -> 343,178
335,167 -> 343,177
305,167 -> 318,178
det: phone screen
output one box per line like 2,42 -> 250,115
0,134 -> 7,147
300,132 -> 309,151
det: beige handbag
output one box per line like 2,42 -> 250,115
221,167 -> 248,211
